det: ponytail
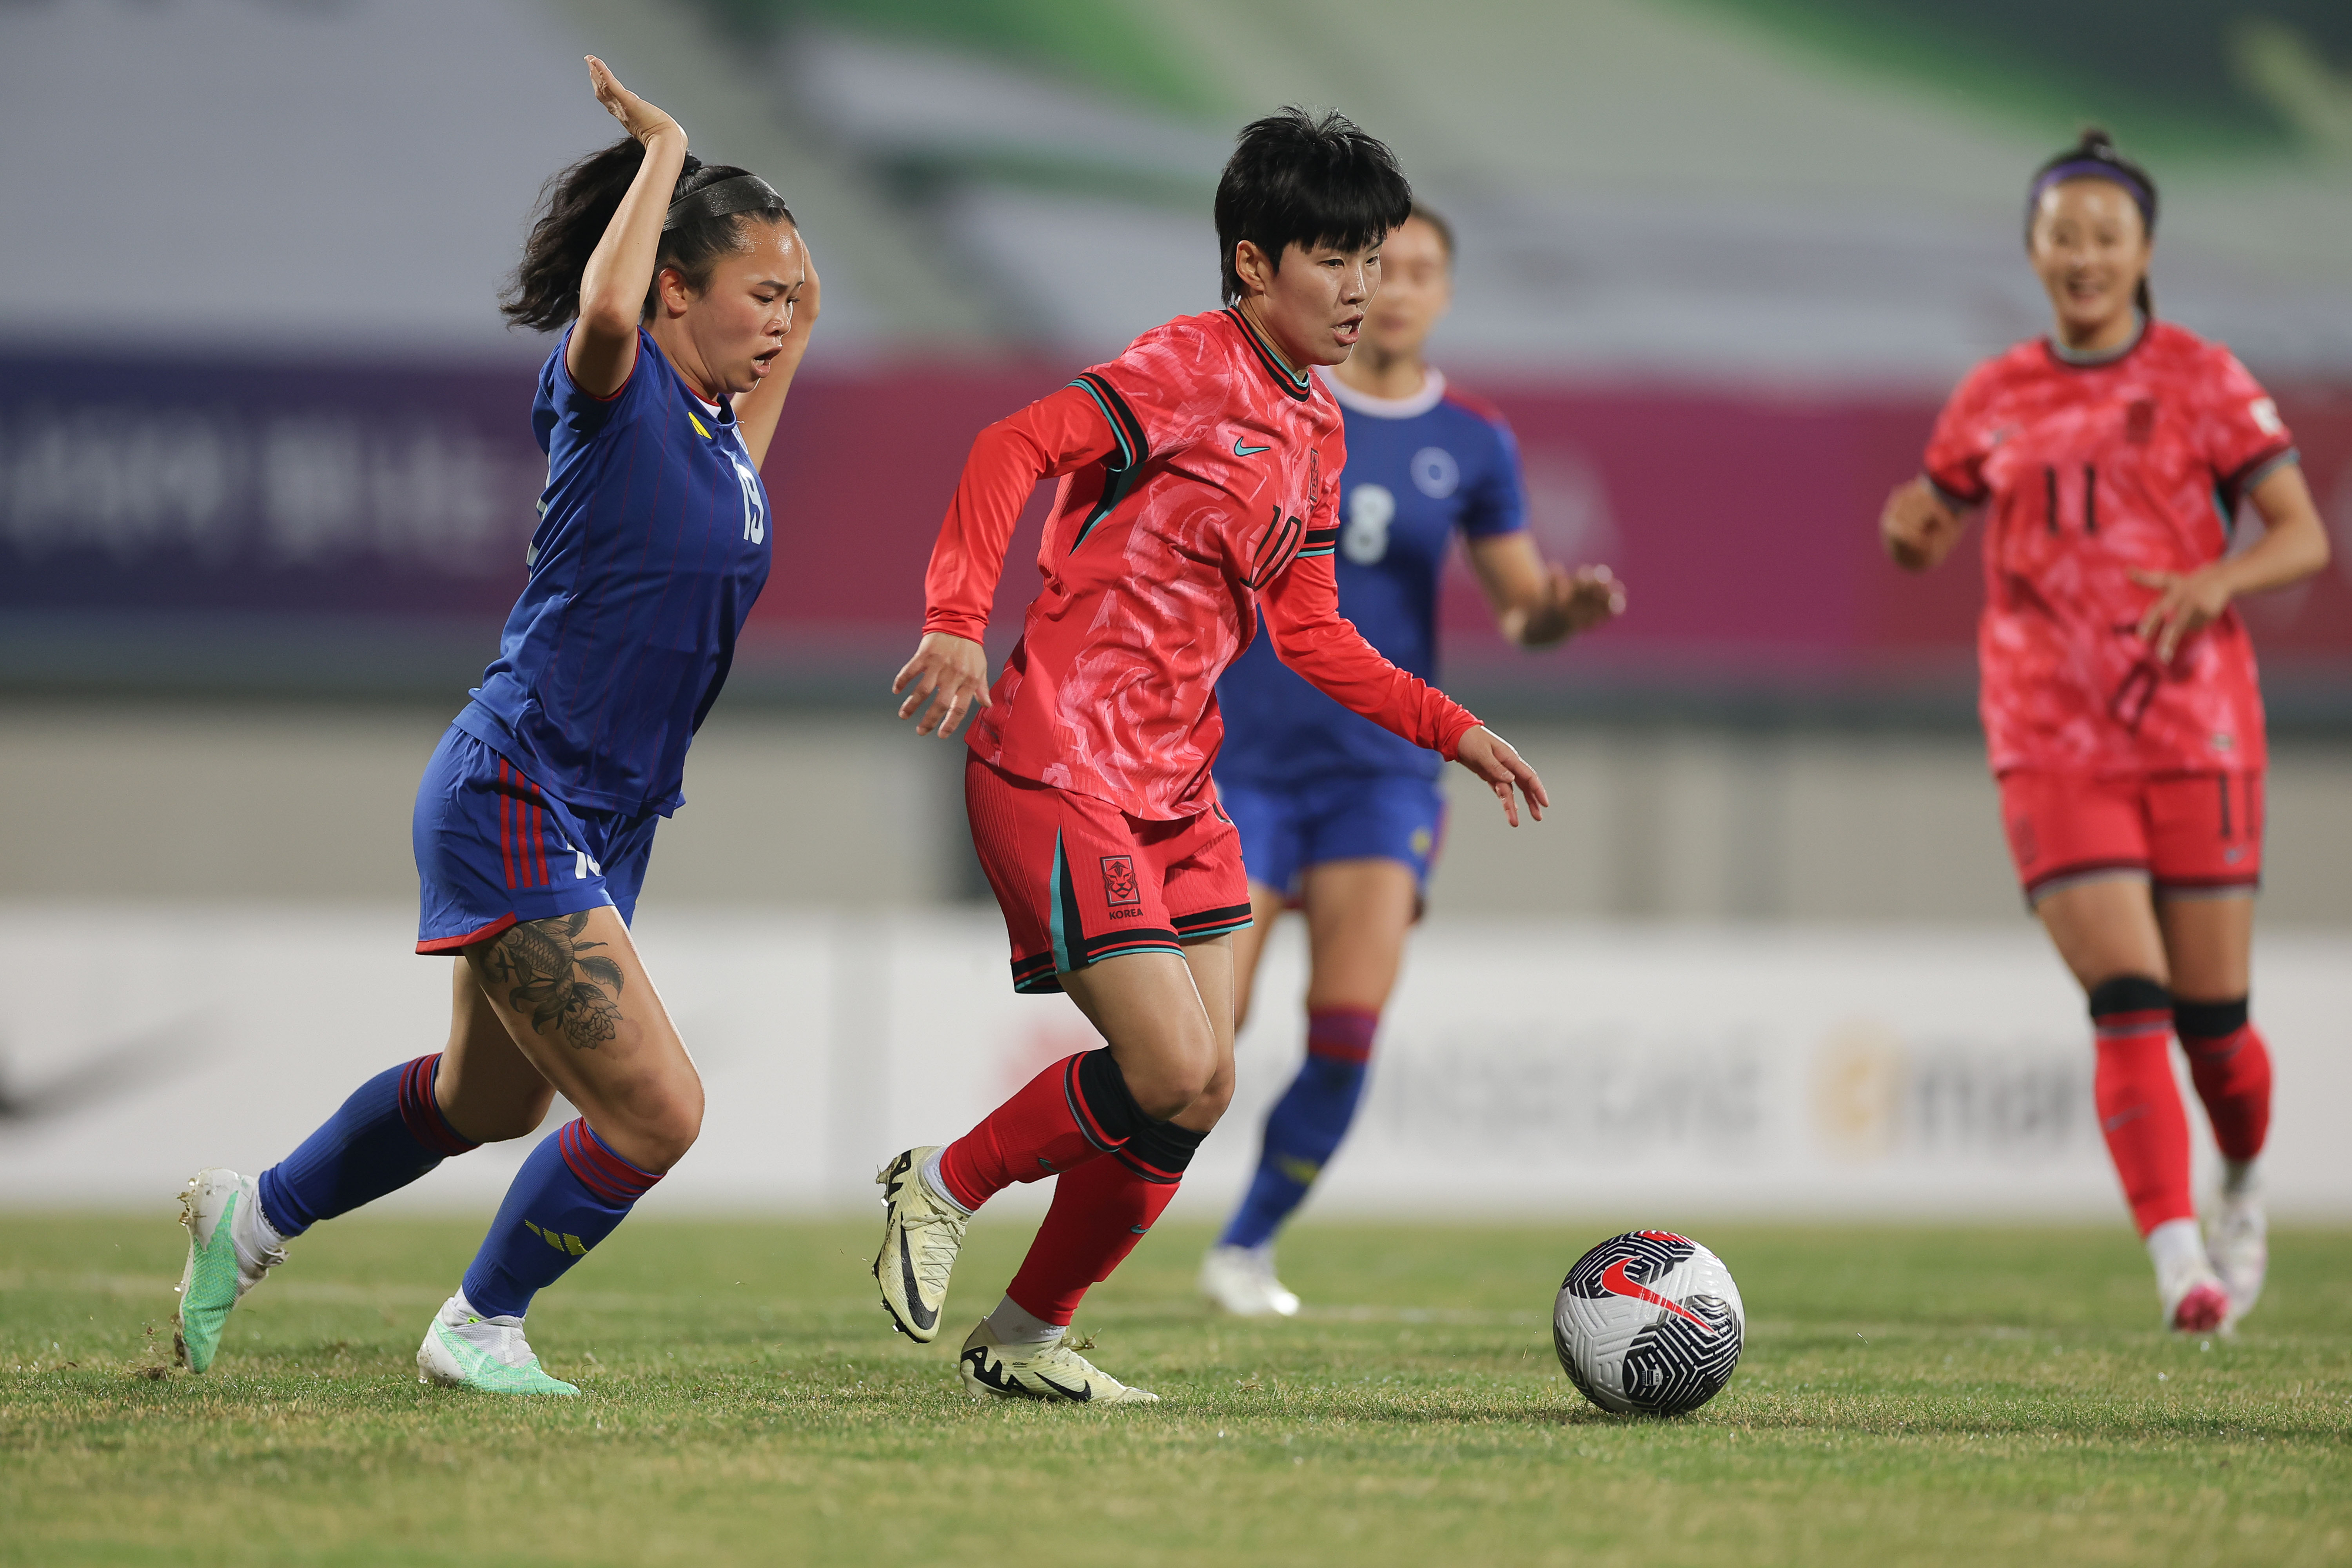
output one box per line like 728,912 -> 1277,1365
503,138 -> 794,332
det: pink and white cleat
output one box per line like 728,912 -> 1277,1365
2149,1216 -> 2228,1334
2165,1274 -> 2230,1335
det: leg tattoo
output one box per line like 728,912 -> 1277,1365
475,912 -> 626,1049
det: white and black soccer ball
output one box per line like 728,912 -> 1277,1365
1553,1231 -> 1745,1416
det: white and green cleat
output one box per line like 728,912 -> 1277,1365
957,1319 -> 1159,1405
417,1293 -> 579,1396
175,1168 -> 288,1373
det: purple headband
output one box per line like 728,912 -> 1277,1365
2027,159 -> 2155,235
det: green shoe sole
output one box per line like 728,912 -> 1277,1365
175,1182 -> 243,1375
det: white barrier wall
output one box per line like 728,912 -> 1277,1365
0,904 -> 2344,1219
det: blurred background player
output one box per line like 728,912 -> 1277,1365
1879,129 -> 2328,1333
1200,208 -> 1626,1317
172,58 -> 817,1392
880,109 -> 1549,1404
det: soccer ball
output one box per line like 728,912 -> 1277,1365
1553,1231 -> 1745,1415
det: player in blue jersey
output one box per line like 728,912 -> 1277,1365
1201,208 -> 1624,1315
171,58 -> 817,1392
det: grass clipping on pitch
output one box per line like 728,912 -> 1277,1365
2,1215 -> 2348,1567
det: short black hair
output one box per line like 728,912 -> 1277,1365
1215,107 -> 1412,305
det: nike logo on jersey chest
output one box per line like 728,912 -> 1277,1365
1221,430 -> 1318,512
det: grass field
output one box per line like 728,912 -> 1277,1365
3,1211 -> 2347,1567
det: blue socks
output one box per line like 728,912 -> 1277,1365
258,1055 -> 477,1237
460,1119 -> 662,1319
255,1057 -> 660,1320
1220,1007 -> 1378,1251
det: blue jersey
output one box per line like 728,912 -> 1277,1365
1215,369 -> 1525,786
458,328 -> 772,817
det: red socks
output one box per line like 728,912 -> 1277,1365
936,1048 -> 1147,1212
1004,1118 -> 1208,1325
933,1043 -> 1216,1325
2087,981 -> 2277,1234
2174,997 -> 2271,1163
2089,976 -> 2194,1237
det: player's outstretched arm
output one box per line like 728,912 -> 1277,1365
1880,477 -> 1970,572
896,386 -> 1120,737
1466,533 -> 1626,647
1261,550 -> 1546,824
2132,463 -> 2330,663
569,57 -> 689,399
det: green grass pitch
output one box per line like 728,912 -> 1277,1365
3,1212 -> 2347,1567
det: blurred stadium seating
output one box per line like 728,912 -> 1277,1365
8,0 -> 2349,706
1,4 -> 2348,1212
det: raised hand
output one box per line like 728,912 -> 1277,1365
1453,726 -> 1548,827
585,55 -> 683,148
893,632 -> 991,737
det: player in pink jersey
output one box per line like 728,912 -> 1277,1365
874,109 -> 1548,1403
1881,129 -> 2330,1333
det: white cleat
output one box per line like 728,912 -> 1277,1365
416,1293 -> 578,1395
872,1146 -> 968,1343
2207,1188 -> 2268,1329
175,1168 -> 288,1373
1200,1243 -> 1301,1318
2149,1216 -> 2229,1335
957,1319 -> 1158,1405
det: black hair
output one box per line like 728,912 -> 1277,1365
1214,107 -> 1412,305
503,138 -> 794,331
2026,126 -> 2157,319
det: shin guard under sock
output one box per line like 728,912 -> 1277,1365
936,1048 -> 1147,1212
2089,976 -> 2194,1236
2174,997 -> 2272,1164
257,1054 -> 477,1237
460,1119 -> 661,1319
1005,1117 -> 1209,1326
1220,1006 -> 1378,1251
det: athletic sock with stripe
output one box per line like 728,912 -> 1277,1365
934,1048 -> 1147,1212
256,1054 -> 479,1238
459,1118 -> 661,1318
1002,1116 -> 1208,1327
2173,997 -> 2273,1164
2089,975 -> 2195,1236
1220,1005 -> 1378,1251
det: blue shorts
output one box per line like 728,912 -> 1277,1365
412,725 -> 659,954
1217,771 -> 1448,901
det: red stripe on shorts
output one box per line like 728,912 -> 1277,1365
497,760 -> 519,890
